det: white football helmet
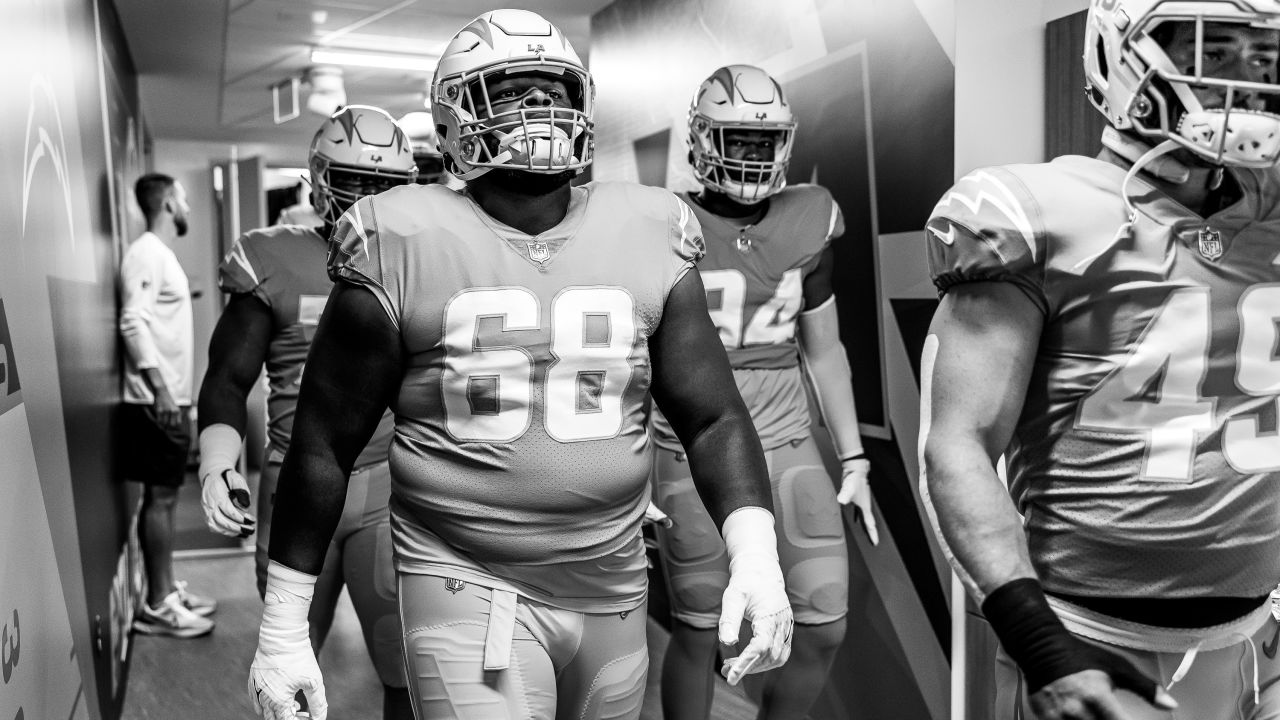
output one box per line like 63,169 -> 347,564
688,65 -> 796,204
309,105 -> 416,224
1084,0 -> 1280,167
430,9 -> 595,180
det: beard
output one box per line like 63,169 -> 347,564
483,168 -> 576,196
174,215 -> 189,237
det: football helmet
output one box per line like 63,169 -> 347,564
1084,0 -> 1280,167
688,65 -> 796,204
309,105 -> 416,224
430,9 -> 595,180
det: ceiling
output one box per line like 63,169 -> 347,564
113,0 -> 613,152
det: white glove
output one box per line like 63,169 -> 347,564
717,507 -> 793,686
642,501 -> 673,528
249,562 -> 327,720
198,424 -> 255,537
837,457 -> 878,545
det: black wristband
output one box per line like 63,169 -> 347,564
981,578 -> 1086,694
840,452 -> 867,462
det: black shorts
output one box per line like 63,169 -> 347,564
118,402 -> 191,487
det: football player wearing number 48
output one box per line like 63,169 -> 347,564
649,65 -> 874,720
246,9 -> 791,720
921,1 -> 1280,719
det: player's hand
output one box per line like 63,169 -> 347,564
199,464 -> 255,537
642,501 -> 673,528
152,389 -> 183,430
717,554 -> 793,685
1028,667 -> 1176,720
836,457 -> 878,545
249,563 -> 327,720
248,648 -> 327,720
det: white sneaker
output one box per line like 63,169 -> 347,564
133,591 -> 214,638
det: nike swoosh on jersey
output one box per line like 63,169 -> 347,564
928,223 -> 956,246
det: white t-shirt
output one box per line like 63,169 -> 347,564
119,232 -> 193,405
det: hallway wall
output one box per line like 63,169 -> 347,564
0,0 -> 147,718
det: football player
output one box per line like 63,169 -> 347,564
921,1 -> 1280,718
197,105 -> 416,719
650,65 -> 874,720
245,10 -> 793,720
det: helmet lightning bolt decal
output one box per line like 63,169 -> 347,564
932,171 -> 1036,261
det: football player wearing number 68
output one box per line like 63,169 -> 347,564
921,1 -> 1280,718
649,65 -> 875,720
246,9 -> 792,720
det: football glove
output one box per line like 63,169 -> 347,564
718,506 -> 793,685
198,424 -> 255,537
249,562 -> 327,720
837,457 -> 878,545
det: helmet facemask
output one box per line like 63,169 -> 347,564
1088,4 -> 1280,168
308,105 -> 417,225
690,120 -> 795,204
435,61 -> 594,180
312,159 -> 416,225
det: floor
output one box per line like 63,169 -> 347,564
120,552 -> 758,719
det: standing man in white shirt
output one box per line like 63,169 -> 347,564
119,173 -> 216,638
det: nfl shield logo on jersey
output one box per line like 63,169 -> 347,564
527,240 -> 551,264
445,578 -> 465,594
1197,227 -> 1224,260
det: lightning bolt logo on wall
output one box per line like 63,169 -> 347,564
23,76 -> 75,247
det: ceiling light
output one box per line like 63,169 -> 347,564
310,48 -> 437,73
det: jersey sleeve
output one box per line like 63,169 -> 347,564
668,191 -> 706,289
925,167 -> 1048,315
327,195 -> 402,328
217,233 -> 269,304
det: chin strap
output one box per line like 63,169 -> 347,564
1112,138 -> 1182,243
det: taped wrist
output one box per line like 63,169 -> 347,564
981,578 -> 1088,694
721,506 -> 779,571
258,561 -> 316,652
198,423 -> 242,482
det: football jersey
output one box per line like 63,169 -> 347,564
927,154 -> 1280,599
650,184 -> 844,451
218,224 -> 393,468
329,181 -> 704,611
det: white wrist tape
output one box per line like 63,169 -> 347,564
721,506 -> 779,569
198,423 -> 242,480
259,561 -> 317,651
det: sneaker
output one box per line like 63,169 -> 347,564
133,592 -> 215,638
173,580 -> 217,617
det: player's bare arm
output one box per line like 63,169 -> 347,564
199,293 -> 274,433
922,281 -> 1173,719
268,280 -> 402,575
196,293 -> 273,536
650,268 -> 771,522
650,268 -> 792,684
248,280 -> 401,720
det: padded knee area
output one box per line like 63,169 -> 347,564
671,572 -> 729,622
778,465 -> 844,546
787,557 -> 849,621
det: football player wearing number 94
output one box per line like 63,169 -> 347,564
921,1 -> 1280,719
246,8 -> 792,720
